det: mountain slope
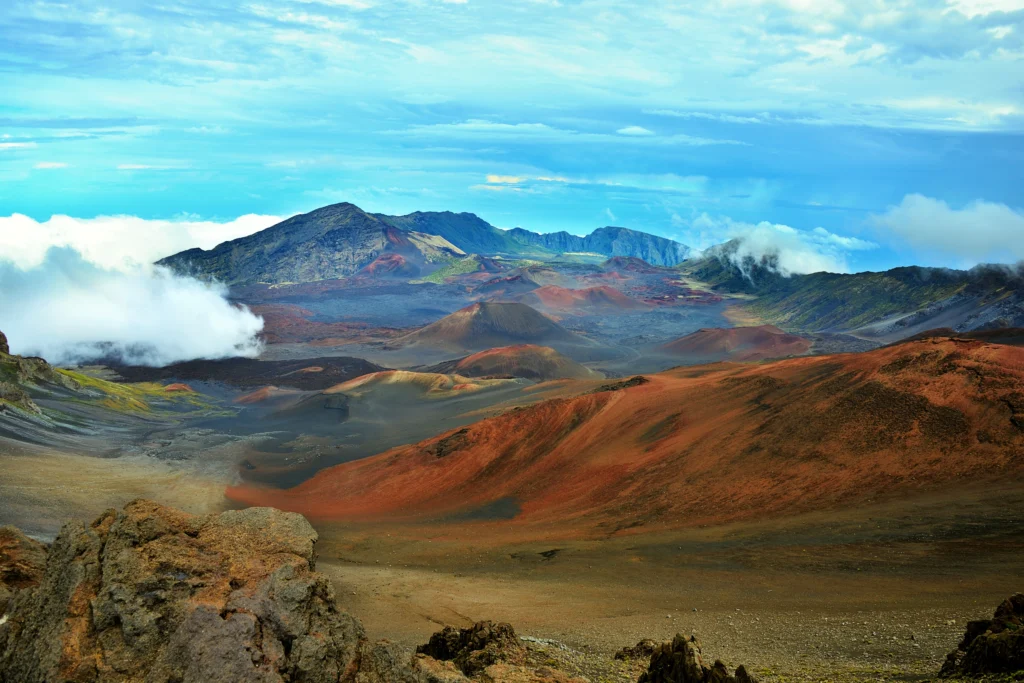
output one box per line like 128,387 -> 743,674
393,302 -> 582,351
683,246 -> 1024,337
658,325 -> 811,362
375,211 -> 526,256
158,203 -> 463,284
228,336 -> 1024,533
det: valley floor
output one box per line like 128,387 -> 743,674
314,481 -> 1024,682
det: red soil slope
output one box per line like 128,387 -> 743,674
659,325 -> 812,362
517,285 -> 648,314
393,302 -> 580,350
428,344 -> 600,381
229,337 -> 1024,535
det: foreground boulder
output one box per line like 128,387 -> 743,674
415,621 -> 585,683
638,635 -> 756,683
0,526 -> 46,616
0,500 -> 366,683
940,593 -> 1024,677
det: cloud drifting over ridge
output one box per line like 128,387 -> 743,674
0,248 -> 264,367
686,214 -> 878,275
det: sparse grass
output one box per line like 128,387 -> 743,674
416,256 -> 485,284
56,369 -> 218,415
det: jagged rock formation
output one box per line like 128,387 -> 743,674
0,526 -> 46,617
0,331 -> 8,356
638,635 -> 756,683
940,593 -> 1024,677
0,500 -> 367,682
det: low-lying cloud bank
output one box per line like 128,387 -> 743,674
0,248 -> 264,367
686,214 -> 877,276
872,194 -> 1024,267
0,213 -> 281,270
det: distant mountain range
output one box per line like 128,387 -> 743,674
158,202 -> 694,284
682,239 -> 1024,338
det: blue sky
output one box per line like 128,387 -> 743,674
1,0 -> 1023,272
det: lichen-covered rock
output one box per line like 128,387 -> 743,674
0,526 -> 46,616
638,635 -> 756,683
940,593 -> 1024,677
0,499 -> 366,683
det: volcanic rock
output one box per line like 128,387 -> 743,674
414,622 -> 584,683
0,527 -> 46,617
0,331 -> 8,356
418,621 -> 527,676
0,500 -> 367,683
940,593 -> 1024,676
615,639 -> 659,661
638,635 -> 756,683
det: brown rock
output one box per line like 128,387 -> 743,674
0,331 -> 8,355
940,593 -> 1024,676
0,499 -> 365,683
615,638 -> 659,661
638,635 -> 757,683
417,621 -> 527,676
0,526 -> 46,616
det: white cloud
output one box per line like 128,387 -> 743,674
33,162 -> 69,169
485,174 -> 524,184
0,213 -> 282,271
872,194 -> 1024,266
0,248 -> 263,367
947,0 -> 1024,18
0,142 -> 37,150
617,125 -> 655,136
689,214 -> 877,275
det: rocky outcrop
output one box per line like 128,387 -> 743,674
418,621 -> 527,676
0,331 -> 8,356
414,621 -> 585,683
0,500 -> 367,683
0,526 -> 46,617
0,503 -> 595,683
638,635 -> 756,683
615,639 -> 659,661
940,593 -> 1024,677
